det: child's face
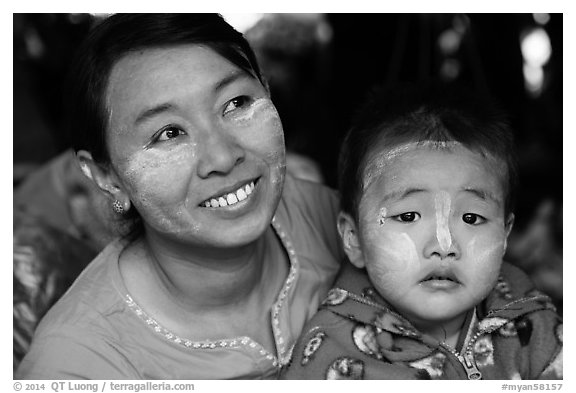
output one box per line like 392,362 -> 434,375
341,142 -> 513,330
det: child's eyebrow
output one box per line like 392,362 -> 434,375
462,188 -> 501,205
381,188 -> 427,203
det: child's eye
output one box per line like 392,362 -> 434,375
154,125 -> 186,142
392,212 -> 421,223
462,213 -> 487,225
223,96 -> 250,115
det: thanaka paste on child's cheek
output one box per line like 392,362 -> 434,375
378,207 -> 387,226
365,232 -> 420,297
362,203 -> 419,274
466,234 -> 506,293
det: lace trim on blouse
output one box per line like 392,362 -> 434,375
124,214 -> 299,368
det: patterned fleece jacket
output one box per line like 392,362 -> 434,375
281,262 -> 562,380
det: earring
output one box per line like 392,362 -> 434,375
112,200 -> 124,215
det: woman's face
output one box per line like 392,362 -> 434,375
105,45 -> 285,248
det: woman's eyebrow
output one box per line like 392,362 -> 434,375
134,103 -> 176,127
213,70 -> 251,93
133,71 -> 253,127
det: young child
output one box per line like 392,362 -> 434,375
281,85 -> 562,380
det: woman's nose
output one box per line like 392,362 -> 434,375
197,128 -> 245,178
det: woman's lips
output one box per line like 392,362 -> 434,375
199,178 -> 259,208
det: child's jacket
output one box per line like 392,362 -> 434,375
281,263 -> 562,380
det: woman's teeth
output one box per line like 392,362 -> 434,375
202,181 -> 255,208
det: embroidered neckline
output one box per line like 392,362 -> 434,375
123,215 -> 299,369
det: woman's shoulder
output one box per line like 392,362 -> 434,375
33,239 -> 131,337
281,173 -> 339,205
16,239 -> 143,379
16,321 -> 141,379
275,174 -> 344,261
277,174 -> 339,228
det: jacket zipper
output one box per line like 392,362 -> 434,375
456,351 -> 482,380
442,332 -> 483,380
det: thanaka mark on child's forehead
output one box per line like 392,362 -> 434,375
362,141 -> 461,190
361,140 -> 505,192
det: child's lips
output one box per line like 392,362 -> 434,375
419,270 -> 461,289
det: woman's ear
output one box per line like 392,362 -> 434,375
337,211 -> 365,269
76,150 -> 131,212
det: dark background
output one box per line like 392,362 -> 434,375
13,13 -> 563,308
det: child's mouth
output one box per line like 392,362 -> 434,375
422,275 -> 457,282
420,270 -> 461,289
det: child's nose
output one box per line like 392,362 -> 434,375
424,229 -> 462,260
425,192 -> 461,260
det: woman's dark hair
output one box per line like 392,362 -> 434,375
66,13 -> 264,164
64,14 -> 265,234
338,82 -> 518,221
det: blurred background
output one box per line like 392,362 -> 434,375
13,13 -> 562,368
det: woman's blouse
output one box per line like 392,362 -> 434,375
16,175 -> 344,379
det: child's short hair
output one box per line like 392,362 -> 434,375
338,83 -> 518,221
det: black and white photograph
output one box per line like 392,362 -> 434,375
13,12 -> 564,386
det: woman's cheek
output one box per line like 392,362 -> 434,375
225,98 -> 285,169
118,146 -> 195,230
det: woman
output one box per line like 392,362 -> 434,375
16,14 -> 343,379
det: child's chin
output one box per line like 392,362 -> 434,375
414,302 -> 472,322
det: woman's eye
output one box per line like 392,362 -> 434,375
156,126 -> 185,142
223,96 -> 250,115
462,213 -> 486,225
392,212 -> 421,223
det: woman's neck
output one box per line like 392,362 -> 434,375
138,228 -> 272,313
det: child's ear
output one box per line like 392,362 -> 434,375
76,150 -> 131,211
337,211 -> 365,269
505,213 -> 515,237
502,213 -> 515,253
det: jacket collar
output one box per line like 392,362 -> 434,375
321,262 -> 555,344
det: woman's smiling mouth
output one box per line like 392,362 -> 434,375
200,179 -> 258,208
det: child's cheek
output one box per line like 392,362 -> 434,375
365,231 -> 419,297
465,232 -> 507,293
363,215 -> 420,276
361,204 -> 420,272
379,232 -> 419,271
